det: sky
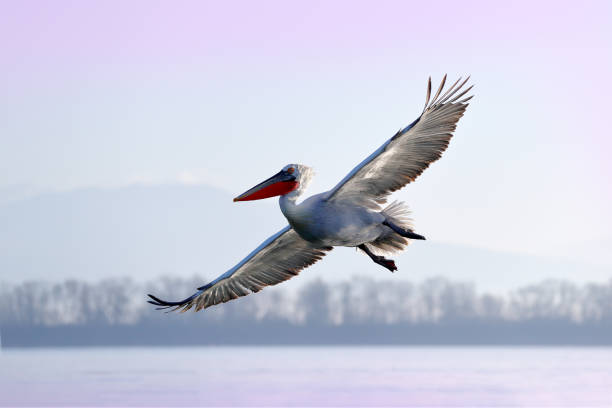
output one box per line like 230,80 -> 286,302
1,0 -> 611,268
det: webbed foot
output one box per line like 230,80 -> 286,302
375,257 -> 397,272
358,244 -> 398,272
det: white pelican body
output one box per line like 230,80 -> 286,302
149,75 -> 473,312
280,191 -> 387,247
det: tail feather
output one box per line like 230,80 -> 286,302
369,201 -> 417,255
381,200 -> 413,230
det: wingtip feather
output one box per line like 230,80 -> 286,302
448,84 -> 474,104
423,76 -> 432,113
430,74 -> 447,106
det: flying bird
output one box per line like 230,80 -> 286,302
148,75 -> 473,312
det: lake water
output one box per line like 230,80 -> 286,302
0,346 -> 610,407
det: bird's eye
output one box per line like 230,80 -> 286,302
287,167 -> 295,174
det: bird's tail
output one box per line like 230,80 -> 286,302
369,201 -> 415,255
381,201 -> 414,231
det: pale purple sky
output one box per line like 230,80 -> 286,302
1,0 -> 611,266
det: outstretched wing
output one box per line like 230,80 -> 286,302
148,226 -> 332,312
326,75 -> 473,210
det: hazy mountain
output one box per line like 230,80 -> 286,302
0,184 -> 610,292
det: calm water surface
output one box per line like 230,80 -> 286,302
0,346 -> 610,407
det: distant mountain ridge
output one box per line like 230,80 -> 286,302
0,184 -> 610,292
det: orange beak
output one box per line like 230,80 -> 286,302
233,170 -> 299,202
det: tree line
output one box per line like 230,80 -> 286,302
1,276 -> 611,327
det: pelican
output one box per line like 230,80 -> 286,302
148,75 -> 473,312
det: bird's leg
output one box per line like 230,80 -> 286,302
383,220 -> 426,240
358,244 -> 397,272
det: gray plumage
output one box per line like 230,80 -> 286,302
149,226 -> 331,312
326,74 -> 472,210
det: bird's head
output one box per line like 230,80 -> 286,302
233,163 -> 313,202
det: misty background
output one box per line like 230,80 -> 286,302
1,1 -> 611,347
2,185 -> 611,347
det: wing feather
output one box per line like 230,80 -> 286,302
325,75 -> 473,209
430,74 -> 447,108
147,226 -> 332,312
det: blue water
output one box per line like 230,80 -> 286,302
1,346 -> 610,407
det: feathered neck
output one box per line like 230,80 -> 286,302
279,164 -> 313,219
